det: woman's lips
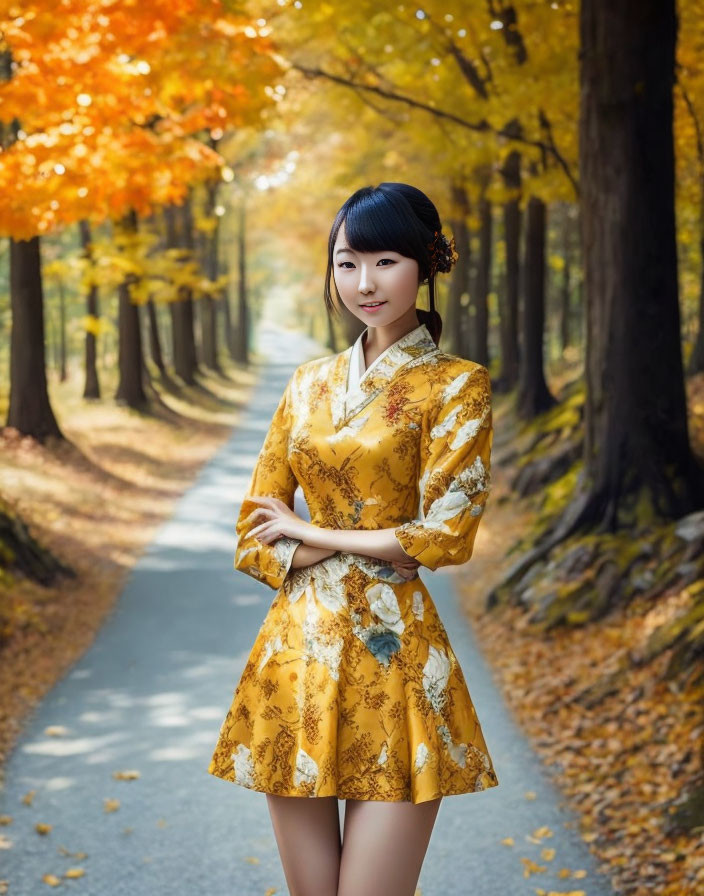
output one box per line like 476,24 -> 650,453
359,301 -> 387,313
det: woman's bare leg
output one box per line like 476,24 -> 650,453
265,794 -> 342,896
336,797 -> 442,896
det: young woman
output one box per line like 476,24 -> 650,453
208,182 -> 499,896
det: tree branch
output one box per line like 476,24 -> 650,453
290,62 -> 579,196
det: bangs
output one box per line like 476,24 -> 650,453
342,189 -> 427,259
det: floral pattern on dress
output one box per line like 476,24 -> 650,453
208,323 -> 499,803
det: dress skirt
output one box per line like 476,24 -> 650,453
207,553 -> 499,804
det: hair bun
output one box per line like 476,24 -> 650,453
428,231 -> 458,277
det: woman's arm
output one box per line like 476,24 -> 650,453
244,494 -> 415,564
289,543 -> 338,568
289,531 -> 420,581
295,525 -> 413,564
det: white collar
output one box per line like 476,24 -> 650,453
328,321 -> 438,430
346,323 -> 428,393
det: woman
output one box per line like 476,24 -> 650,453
208,182 -> 499,896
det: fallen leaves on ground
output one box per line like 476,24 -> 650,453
112,769 -> 140,780
58,846 -> 88,859
44,726 -> 69,737
458,384 -> 704,896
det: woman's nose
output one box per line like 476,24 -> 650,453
358,264 -> 375,293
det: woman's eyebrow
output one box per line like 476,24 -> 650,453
335,247 -> 399,256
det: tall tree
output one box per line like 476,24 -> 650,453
201,177 -> 222,373
233,200 -> 250,363
445,181 -> 471,358
560,0 -> 704,537
499,144 -> 522,390
177,193 -> 200,383
6,236 -> 63,440
472,165 -> 493,369
517,192 -> 555,417
114,210 -> 147,409
79,219 -> 101,399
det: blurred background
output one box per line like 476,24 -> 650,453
1,1 -> 704,894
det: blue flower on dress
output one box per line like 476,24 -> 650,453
366,629 -> 402,666
352,619 -> 402,666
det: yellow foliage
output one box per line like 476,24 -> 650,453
81,315 -> 106,336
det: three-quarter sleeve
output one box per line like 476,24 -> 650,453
394,363 -> 493,571
234,373 -> 302,590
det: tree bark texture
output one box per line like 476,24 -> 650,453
579,0 -> 704,523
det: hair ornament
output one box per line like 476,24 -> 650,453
427,230 -> 458,278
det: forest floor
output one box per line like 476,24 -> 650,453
0,359 -> 258,774
457,368 -> 704,896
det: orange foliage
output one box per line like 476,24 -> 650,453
0,0 -> 283,237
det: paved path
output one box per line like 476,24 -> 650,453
0,323 -> 615,895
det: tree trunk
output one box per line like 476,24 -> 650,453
560,205 -> 573,352
0,500 -> 73,588
164,201 -> 198,385
58,277 -> 67,382
200,297 -> 217,370
114,209 -> 147,408
6,236 -> 63,441
473,177 -> 492,368
687,226 -> 704,374
222,259 -> 237,360
446,182 -> 470,358
146,298 -> 165,374
326,302 -> 338,354
517,195 -> 555,417
576,0 -> 704,525
499,138 -> 522,391
178,193 -> 200,380
200,181 -> 221,372
233,201 -> 249,363
79,219 -> 101,399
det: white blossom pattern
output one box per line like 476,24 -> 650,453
294,747 -> 319,788
366,582 -> 405,635
423,645 -> 451,713
414,742 -> 430,772
232,744 -> 255,787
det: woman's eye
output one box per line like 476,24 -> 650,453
336,258 -> 395,269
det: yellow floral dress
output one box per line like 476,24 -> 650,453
207,323 -> 499,803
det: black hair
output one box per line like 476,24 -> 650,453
323,182 -> 452,345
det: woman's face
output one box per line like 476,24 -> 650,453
332,220 -> 421,327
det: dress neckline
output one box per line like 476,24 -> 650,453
347,322 -> 429,394
328,322 -> 438,431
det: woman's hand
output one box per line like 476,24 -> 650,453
390,558 -> 421,580
245,494 -> 315,544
